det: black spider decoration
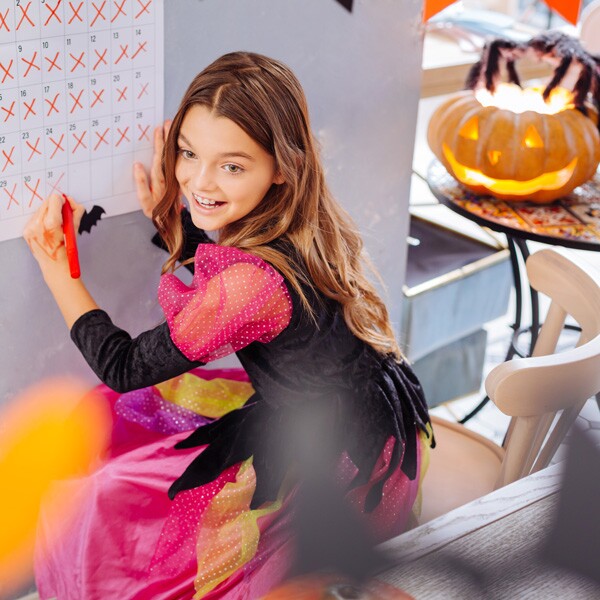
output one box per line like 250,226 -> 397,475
465,31 -> 600,131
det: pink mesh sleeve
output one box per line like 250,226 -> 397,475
158,244 -> 293,363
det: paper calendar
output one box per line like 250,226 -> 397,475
0,0 -> 164,241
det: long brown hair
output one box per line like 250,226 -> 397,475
155,52 -> 401,359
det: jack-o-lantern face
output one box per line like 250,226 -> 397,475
427,84 -> 600,202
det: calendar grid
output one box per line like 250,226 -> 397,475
0,0 -> 164,242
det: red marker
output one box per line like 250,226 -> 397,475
61,194 -> 80,279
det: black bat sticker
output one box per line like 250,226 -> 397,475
78,205 -> 106,234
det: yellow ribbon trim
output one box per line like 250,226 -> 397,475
193,458 -> 283,598
155,373 -> 254,419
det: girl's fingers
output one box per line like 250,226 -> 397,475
134,162 -> 154,218
150,124 -> 166,187
44,193 -> 64,230
64,194 -> 85,232
135,120 -> 171,218
151,125 -> 164,176
23,199 -> 47,243
23,194 -> 64,260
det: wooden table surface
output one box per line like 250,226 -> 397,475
376,464 -> 598,598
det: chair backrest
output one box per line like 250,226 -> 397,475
485,246 -> 600,488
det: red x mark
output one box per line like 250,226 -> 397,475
90,1 -> 107,27
111,0 -> 127,22
45,52 -> 62,73
69,51 -> 86,72
137,124 -> 150,142
48,172 -> 65,196
26,178 -> 43,207
91,88 -> 105,108
115,126 -> 130,147
131,41 -> 147,60
0,8 -> 10,32
115,44 -> 129,64
135,0 -> 151,18
1,101 -> 16,123
1,147 -> 15,172
22,52 -> 41,78
49,134 -> 65,159
72,131 -> 87,154
94,128 -> 110,150
26,137 -> 42,161
68,1 -> 83,24
93,48 -> 108,70
44,0 -> 63,26
69,89 -> 84,113
137,83 -> 149,99
3,184 -> 18,209
16,2 -> 35,30
45,93 -> 60,116
0,59 -> 14,84
23,98 -> 37,119
116,86 -> 128,102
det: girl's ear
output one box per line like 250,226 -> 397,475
273,172 -> 285,185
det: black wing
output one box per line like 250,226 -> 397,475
78,205 -> 106,234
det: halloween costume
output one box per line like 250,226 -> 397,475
35,211 -> 432,600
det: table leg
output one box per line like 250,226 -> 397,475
460,236 -> 539,424
513,238 -> 539,355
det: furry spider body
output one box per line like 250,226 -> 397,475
466,32 -> 600,129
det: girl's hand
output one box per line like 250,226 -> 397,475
23,193 -> 84,276
134,120 -> 171,218
24,193 -> 97,328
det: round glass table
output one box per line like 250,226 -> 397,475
427,160 -> 600,421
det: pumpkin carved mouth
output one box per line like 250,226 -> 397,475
442,143 -> 578,197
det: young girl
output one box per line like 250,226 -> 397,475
24,52 -> 432,599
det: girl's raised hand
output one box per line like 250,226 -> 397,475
23,193 -> 84,275
134,120 -> 171,218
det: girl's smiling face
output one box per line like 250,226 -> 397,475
175,104 -> 283,232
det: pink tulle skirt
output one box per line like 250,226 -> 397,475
35,368 -> 425,600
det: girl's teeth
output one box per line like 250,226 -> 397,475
194,194 -> 219,207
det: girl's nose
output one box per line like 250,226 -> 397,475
191,166 -> 217,192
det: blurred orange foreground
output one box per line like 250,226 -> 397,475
0,378 -> 110,596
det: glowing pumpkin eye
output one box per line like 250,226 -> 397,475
487,150 -> 501,165
524,125 -> 544,148
459,116 -> 479,140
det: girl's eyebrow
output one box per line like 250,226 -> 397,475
177,133 -> 254,162
177,133 -> 193,147
217,152 -> 254,162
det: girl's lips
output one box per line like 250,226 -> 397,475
192,193 -> 225,210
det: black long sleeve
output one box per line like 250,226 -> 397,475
70,309 -> 201,393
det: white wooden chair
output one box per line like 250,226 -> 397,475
419,246 -> 600,523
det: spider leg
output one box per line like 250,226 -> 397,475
543,55 -> 572,100
484,39 -> 520,92
573,63 -> 593,115
506,59 -> 521,87
465,58 -> 484,90
591,70 -> 600,132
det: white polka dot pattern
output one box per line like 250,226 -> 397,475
158,244 -> 292,363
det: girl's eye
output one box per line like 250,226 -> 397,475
223,164 -> 243,174
179,148 -> 196,160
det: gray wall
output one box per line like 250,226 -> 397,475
0,0 -> 423,405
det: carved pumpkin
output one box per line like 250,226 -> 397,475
427,84 -> 600,202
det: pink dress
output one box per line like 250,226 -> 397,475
35,244 -> 430,599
